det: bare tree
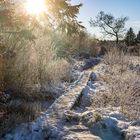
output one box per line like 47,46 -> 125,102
90,11 -> 128,44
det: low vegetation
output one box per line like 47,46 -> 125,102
92,47 -> 140,120
0,0 -> 140,138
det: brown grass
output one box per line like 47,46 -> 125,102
92,48 -> 140,120
0,35 -> 72,136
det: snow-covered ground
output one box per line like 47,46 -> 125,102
1,57 -> 140,140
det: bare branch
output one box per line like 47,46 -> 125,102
90,11 -> 128,44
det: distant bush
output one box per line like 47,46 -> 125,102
53,31 -> 100,58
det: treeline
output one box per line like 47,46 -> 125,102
90,11 -> 140,49
125,27 -> 140,46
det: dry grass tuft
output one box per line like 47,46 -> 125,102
92,48 -> 140,120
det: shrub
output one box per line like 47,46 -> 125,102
53,31 -> 100,58
0,35 -> 72,136
1,36 -> 72,99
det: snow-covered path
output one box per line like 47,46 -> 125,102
2,68 -> 96,140
1,58 -> 140,140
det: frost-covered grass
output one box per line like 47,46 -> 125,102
0,35 -> 72,137
91,48 -> 140,120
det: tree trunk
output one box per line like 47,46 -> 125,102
116,34 -> 119,45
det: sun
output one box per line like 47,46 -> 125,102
25,0 -> 46,15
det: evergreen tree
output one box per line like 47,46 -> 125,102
136,31 -> 140,43
0,0 -> 83,56
125,27 -> 136,46
45,0 -> 84,34
0,0 -> 83,35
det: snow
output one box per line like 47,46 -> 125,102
1,58 -> 140,140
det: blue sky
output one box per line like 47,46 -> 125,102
71,0 -> 140,39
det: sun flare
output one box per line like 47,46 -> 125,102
25,0 -> 46,15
